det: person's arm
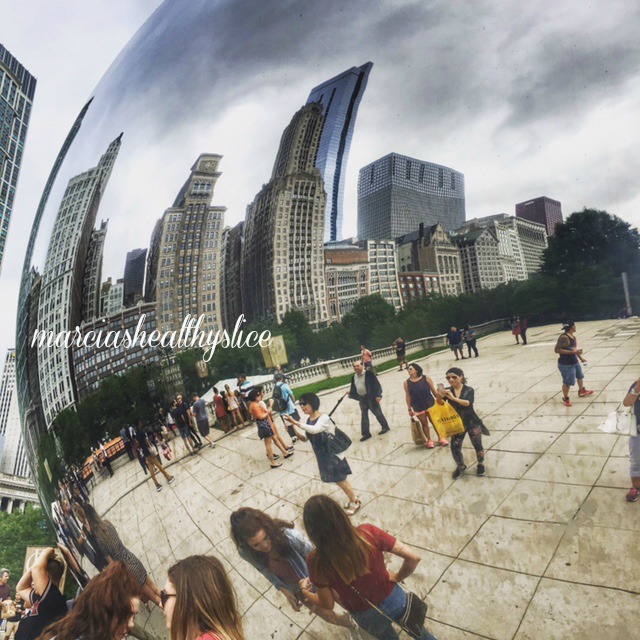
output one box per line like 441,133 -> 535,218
283,416 -> 308,442
279,586 -> 302,611
427,376 -> 445,405
623,380 -> 640,407
404,380 -> 414,414
370,371 -> 383,401
445,386 -> 472,408
388,540 -> 421,583
555,335 -> 578,355
300,581 -> 334,609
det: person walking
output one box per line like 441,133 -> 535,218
510,316 -> 521,344
302,494 -> 437,640
170,400 -> 197,454
213,388 -> 232,432
463,325 -> 479,358
224,386 -> 245,429
230,507 -> 355,629
346,361 -> 390,442
39,561 -> 141,640
192,394 -> 217,448
135,423 -> 175,492
554,321 -> 594,407
248,387 -> 293,469
176,394 -> 203,448
446,326 -> 465,360
519,316 -> 529,345
285,393 -> 361,514
99,441 -> 114,477
442,367 -> 487,478
360,345 -> 374,371
622,377 -> 640,502
392,338 -> 408,371
271,373 -> 300,443
119,426 -> 135,460
161,555 -> 244,640
404,363 -> 448,448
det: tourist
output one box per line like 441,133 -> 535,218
519,316 -> 529,345
80,503 -> 162,606
442,367 -> 487,478
3,593 -> 22,640
135,422 -> 176,491
510,316 -> 521,344
302,495 -> 437,640
446,326 -> 465,360
404,362 -> 448,448
230,507 -> 354,629
248,387 -> 292,469
192,394 -> 217,448
213,388 -> 232,432
237,374 -> 254,422
39,561 -> 141,640
346,361 -> 390,442
14,547 -> 67,640
132,437 -> 149,474
224,386 -> 245,428
170,400 -> 197,455
271,372 -> 300,442
622,377 -> 640,502
176,394 -> 203,448
119,426 -> 135,460
463,324 -> 479,358
285,393 -> 361,514
554,321 -> 593,407
99,441 -> 114,477
272,364 -> 288,381
360,345 -> 374,370
392,337 -> 408,371
0,568 -> 9,601
162,555 -> 244,640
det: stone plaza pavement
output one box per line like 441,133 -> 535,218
92,318 -> 640,640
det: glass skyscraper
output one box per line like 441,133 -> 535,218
307,62 -> 372,242
0,44 -> 36,273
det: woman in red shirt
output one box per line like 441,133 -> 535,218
161,555 -> 243,640
248,386 -> 293,468
301,495 -> 437,640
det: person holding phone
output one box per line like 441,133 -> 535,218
404,363 -> 448,448
622,377 -> 640,502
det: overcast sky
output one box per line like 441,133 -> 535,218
1,0 -> 639,358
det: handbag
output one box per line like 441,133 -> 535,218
598,406 -> 638,436
427,402 -> 465,438
410,417 -> 424,445
349,584 -> 427,640
325,426 -> 352,455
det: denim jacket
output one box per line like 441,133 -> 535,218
238,528 -> 314,591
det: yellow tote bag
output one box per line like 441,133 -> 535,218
428,402 -> 465,438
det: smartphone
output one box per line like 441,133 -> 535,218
437,383 -> 445,393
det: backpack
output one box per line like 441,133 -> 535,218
272,384 -> 288,413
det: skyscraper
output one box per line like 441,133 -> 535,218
148,154 -> 226,335
0,44 -> 36,273
242,103 -> 328,327
358,153 -> 466,240
220,221 -> 245,330
307,62 -> 372,242
37,135 -> 121,428
515,196 -> 562,237
82,219 -> 108,321
123,247 -> 147,306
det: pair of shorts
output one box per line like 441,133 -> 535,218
558,362 -> 584,386
396,353 -> 406,361
449,342 -> 462,351
257,418 -> 274,440
197,419 -> 210,437
178,425 -> 191,439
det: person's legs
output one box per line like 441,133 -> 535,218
370,400 -> 390,432
417,413 -> 432,444
451,432 -> 466,470
145,456 -> 160,487
271,420 -> 292,449
265,437 -> 280,466
148,455 -> 173,481
521,329 -> 527,345
359,397 -> 371,438
179,428 -> 194,454
627,435 -> 640,501
336,479 -> 357,503
189,424 -> 203,446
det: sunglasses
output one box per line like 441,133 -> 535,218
160,590 -> 176,607
299,402 -> 308,407
445,375 -> 459,379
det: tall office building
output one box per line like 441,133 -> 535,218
358,153 -> 466,240
0,44 -> 36,273
220,221 -> 245,329
452,227 -> 503,293
243,103 -> 329,327
149,154 -> 226,335
123,247 -> 147,306
82,219 -> 108,321
307,62 -> 373,242
37,135 -> 121,428
100,277 -> 124,316
324,243 -> 369,323
515,196 -> 562,237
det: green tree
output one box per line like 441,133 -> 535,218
342,295 -> 396,346
543,208 -> 640,276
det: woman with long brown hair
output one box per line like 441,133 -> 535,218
39,561 -> 141,640
229,507 -> 354,629
161,555 -> 243,640
302,495 -> 437,640
77,502 -> 161,606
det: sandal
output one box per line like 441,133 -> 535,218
344,498 -> 362,516
284,451 -> 294,459
270,462 -> 282,469
427,440 -> 435,448
439,438 -> 450,447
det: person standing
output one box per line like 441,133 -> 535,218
212,388 -> 232,432
0,568 -> 10,602
463,325 -> 479,358
446,326 -> 465,360
135,423 -> 175,492
248,387 -> 292,469
119,426 -> 135,460
192,394 -> 217,448
404,363 -> 448,448
554,321 -> 594,407
442,367 -> 486,478
302,495 -> 437,640
224,386 -> 245,429
230,507 -> 354,629
519,316 -> 529,345
360,345 -> 374,371
510,316 -> 521,344
346,361 -> 390,442
99,441 -> 114,477
14,548 -> 67,640
174,396 -> 202,449
271,373 -> 300,443
621,378 -> 640,502
392,338 -> 407,371
285,393 -> 361,514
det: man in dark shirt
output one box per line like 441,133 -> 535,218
0,568 -> 10,601
15,547 -> 67,640
176,395 -> 203,449
446,326 -> 465,361
345,361 -> 390,441
392,337 -> 407,371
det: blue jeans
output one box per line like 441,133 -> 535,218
351,584 -> 437,640
558,362 -> 584,386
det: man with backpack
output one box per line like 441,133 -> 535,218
271,373 -> 300,443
